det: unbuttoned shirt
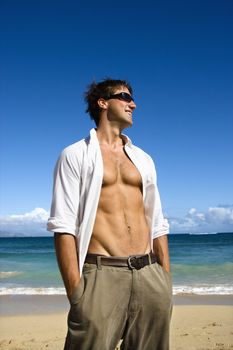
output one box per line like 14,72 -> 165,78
47,128 -> 169,275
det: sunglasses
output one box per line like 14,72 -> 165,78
105,92 -> 134,103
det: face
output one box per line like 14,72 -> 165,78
103,86 -> 136,128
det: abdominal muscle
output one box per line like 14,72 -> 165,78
88,184 -> 151,257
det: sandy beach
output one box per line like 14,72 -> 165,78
1,295 -> 233,350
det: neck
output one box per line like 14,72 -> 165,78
96,124 -> 125,147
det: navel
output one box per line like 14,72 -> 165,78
123,210 -> 131,235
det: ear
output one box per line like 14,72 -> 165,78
97,98 -> 108,110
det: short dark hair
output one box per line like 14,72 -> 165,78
84,78 -> 133,126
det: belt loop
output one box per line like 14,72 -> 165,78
97,256 -> 102,270
148,252 -> 152,265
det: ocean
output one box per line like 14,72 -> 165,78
0,233 -> 233,295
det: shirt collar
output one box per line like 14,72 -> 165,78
89,128 -> 132,148
121,133 -> 132,147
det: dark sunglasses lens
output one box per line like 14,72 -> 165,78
121,93 -> 133,102
106,93 -> 134,102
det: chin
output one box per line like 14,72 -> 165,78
126,121 -> 133,128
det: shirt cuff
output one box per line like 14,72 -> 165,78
47,218 -> 77,236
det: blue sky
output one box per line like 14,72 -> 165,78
1,0 -> 233,234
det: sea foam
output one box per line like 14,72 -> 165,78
1,285 -> 233,295
173,284 -> 233,295
0,287 -> 66,295
0,271 -> 23,278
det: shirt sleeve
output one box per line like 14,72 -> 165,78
152,184 -> 170,239
149,158 -> 170,239
47,148 -> 81,236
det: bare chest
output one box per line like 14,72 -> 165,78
100,147 -> 142,187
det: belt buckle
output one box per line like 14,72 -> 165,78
127,256 -> 143,270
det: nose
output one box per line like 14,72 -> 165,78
129,100 -> 136,110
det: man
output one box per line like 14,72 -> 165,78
47,78 -> 172,350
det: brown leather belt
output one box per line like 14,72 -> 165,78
85,252 -> 157,270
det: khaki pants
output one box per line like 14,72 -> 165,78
64,261 -> 173,350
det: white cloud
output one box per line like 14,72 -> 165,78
169,205 -> 233,233
5,208 -> 49,222
0,208 -> 50,236
207,207 -> 233,222
0,205 -> 233,236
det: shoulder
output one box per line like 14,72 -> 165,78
131,144 -> 155,165
130,144 -> 157,178
56,136 -> 89,172
61,137 -> 87,158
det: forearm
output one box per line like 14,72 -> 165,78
153,235 -> 170,273
54,233 -> 80,300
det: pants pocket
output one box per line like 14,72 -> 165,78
157,263 -> 172,278
70,276 -> 85,305
155,263 -> 173,292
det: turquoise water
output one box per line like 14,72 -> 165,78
169,233 -> 233,294
0,233 -> 233,295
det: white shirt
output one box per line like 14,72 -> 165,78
47,128 -> 169,275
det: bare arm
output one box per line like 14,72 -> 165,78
54,233 -> 80,301
153,235 -> 170,273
